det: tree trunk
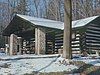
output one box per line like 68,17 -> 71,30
63,0 -> 72,59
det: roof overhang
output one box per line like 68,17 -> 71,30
3,14 -> 100,37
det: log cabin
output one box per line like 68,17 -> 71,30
3,14 -> 100,55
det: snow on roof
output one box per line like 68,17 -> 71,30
17,14 -> 99,30
17,14 -> 64,30
72,16 -> 99,28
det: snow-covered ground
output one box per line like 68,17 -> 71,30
73,56 -> 100,66
0,52 -> 6,56
0,54 -> 99,75
0,54 -> 78,75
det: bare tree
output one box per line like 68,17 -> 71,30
72,0 -> 100,20
44,0 -> 64,21
16,0 -> 29,15
0,2 -> 8,47
63,0 -> 72,59
32,0 -> 40,17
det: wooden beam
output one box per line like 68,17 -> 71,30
18,37 -> 22,54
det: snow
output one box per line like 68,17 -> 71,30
17,14 -> 99,30
73,56 -> 100,66
0,54 -> 78,75
0,53 -> 6,56
17,14 -> 64,30
72,16 -> 98,28
0,54 -> 100,75
0,54 -> 59,60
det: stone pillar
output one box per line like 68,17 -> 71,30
35,28 -> 46,55
18,37 -> 22,54
9,34 -> 18,55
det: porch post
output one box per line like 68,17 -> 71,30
5,36 -> 10,55
35,28 -> 46,55
18,37 -> 22,54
